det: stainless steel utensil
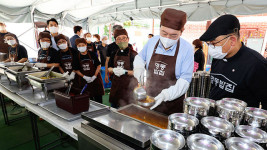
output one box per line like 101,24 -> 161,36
40,66 -> 54,78
235,125 -> 267,144
134,75 -> 147,101
168,113 -> 199,132
137,96 -> 155,107
225,137 -> 264,150
243,107 -> 267,128
65,82 -> 73,95
187,133 -> 225,150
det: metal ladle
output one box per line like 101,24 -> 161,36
134,76 -> 147,101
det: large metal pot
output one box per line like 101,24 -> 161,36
225,137 -> 264,150
201,116 -> 234,141
150,129 -> 185,150
186,133 -> 225,150
168,113 -> 199,138
0,52 -> 8,62
243,107 -> 267,129
216,99 -> 245,126
184,97 -> 215,119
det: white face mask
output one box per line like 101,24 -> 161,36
159,36 -> 178,49
40,42 -> 50,49
92,38 -> 97,42
78,46 -> 87,52
0,26 -> 5,31
208,37 -> 231,59
7,40 -> 16,46
86,38 -> 91,42
58,43 -> 68,50
49,26 -> 59,34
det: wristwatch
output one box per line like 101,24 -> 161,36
125,70 -> 128,75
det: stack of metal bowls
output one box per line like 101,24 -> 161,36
184,97 -> 215,119
215,99 -> 246,126
235,125 -> 267,149
243,107 -> 267,130
168,113 -> 199,138
186,72 -> 211,98
150,129 -> 185,150
201,116 -> 234,142
186,133 -> 225,150
225,137 -> 264,150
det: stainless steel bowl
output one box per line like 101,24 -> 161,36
216,100 -> 245,126
137,96 -> 155,107
168,113 -> 199,132
184,97 -> 213,118
222,98 -> 247,108
201,116 -> 234,139
225,137 -> 264,150
235,125 -> 267,144
187,133 -> 225,150
150,129 -> 185,150
244,107 -> 267,128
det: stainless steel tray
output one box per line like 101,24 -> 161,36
82,107 -> 159,148
27,71 -> 66,83
0,62 -> 24,75
0,79 -> 32,93
17,89 -> 55,104
39,100 -> 107,121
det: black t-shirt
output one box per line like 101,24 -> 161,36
209,43 -> 267,109
59,47 -> 78,69
73,51 -> 101,71
37,47 -> 60,63
194,49 -> 205,71
8,44 -> 28,61
106,42 -> 133,57
97,44 -> 108,66
108,47 -> 137,70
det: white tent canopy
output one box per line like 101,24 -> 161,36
1,0 -> 267,30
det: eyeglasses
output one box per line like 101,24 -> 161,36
116,37 -> 128,41
206,35 -> 231,48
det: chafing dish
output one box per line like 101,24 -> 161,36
0,62 -> 24,76
150,129 -> 185,150
243,107 -> 267,129
187,133 -> 225,150
5,66 -> 41,89
225,137 -> 264,150
201,116 -> 234,140
184,97 -> 215,119
26,71 -> 67,100
216,99 -> 245,126
235,125 -> 267,144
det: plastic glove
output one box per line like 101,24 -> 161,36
113,68 -> 126,77
62,71 -> 69,77
68,72 -> 76,81
24,62 -> 34,67
83,75 -> 91,83
133,68 -> 145,82
89,75 -> 97,83
150,89 -> 169,110
35,63 -> 47,68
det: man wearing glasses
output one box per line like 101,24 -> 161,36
200,14 -> 267,109
133,8 -> 194,115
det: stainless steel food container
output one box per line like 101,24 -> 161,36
0,62 -> 24,76
0,53 -> 8,62
184,97 -> 215,119
150,129 -> 185,150
243,107 -> 267,129
201,116 -> 234,140
168,113 -> 199,137
187,133 -> 225,150
5,66 -> 41,89
216,99 -> 245,126
235,125 -> 267,145
225,137 -> 264,150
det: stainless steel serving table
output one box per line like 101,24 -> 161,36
17,89 -> 54,105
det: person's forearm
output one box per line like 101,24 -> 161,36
108,67 -> 113,74
127,70 -> 134,76
47,63 -> 60,68
18,58 -> 28,63
105,57 -> 110,75
94,65 -> 101,77
59,67 -> 64,74
74,70 -> 84,77
4,58 -> 10,62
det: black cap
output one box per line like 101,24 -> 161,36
199,14 -> 240,41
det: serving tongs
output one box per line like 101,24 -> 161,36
133,76 -> 147,101
40,66 -> 54,78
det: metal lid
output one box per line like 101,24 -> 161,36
225,137 -> 264,150
216,100 -> 244,112
150,129 -> 185,150
222,98 -> 247,107
235,125 -> 267,143
184,97 -> 210,110
201,116 -> 234,133
245,107 -> 267,120
187,134 -> 225,150
168,113 -> 199,128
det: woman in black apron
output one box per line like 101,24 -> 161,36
54,34 -> 77,81
73,38 -> 104,103
108,29 -> 138,108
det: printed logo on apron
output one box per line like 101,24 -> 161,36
116,60 -> 125,68
64,62 -> 72,70
47,56 -> 51,61
82,63 -> 90,71
154,61 -> 167,76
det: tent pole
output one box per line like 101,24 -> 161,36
152,19 -> 154,35
109,24 -> 112,42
